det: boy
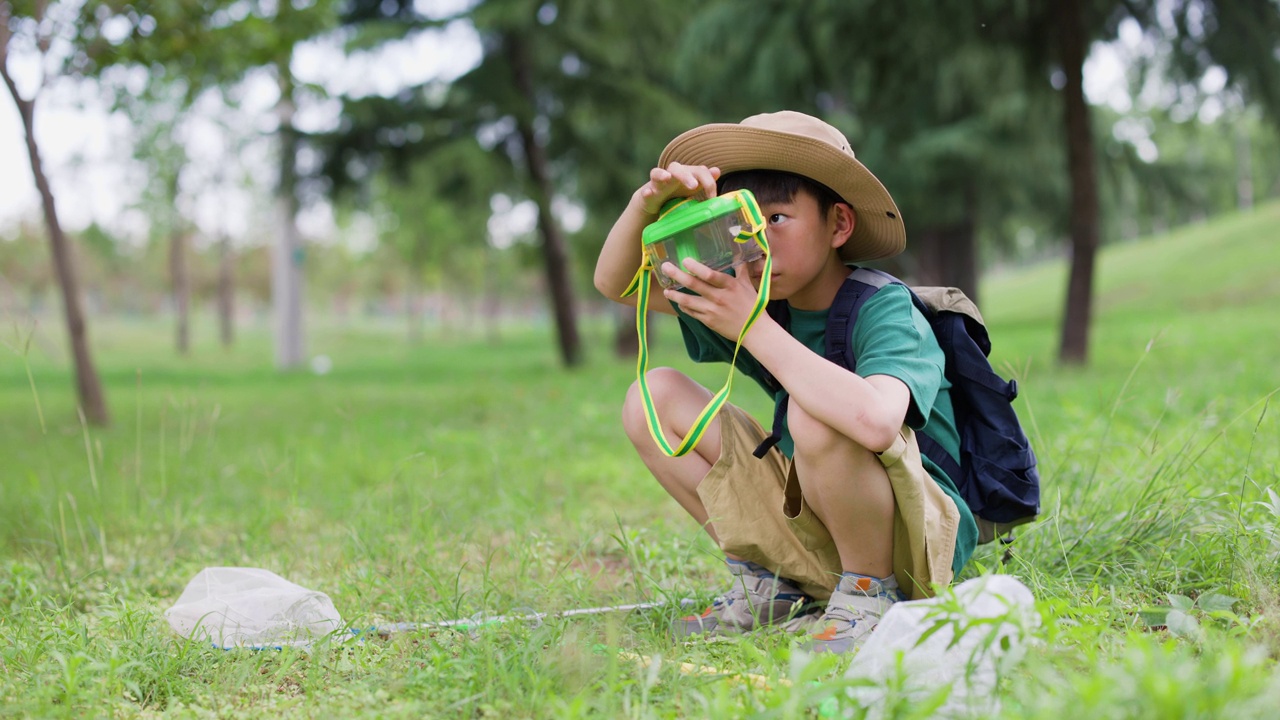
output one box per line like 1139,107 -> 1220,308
594,111 -> 978,653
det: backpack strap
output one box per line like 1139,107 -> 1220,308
751,268 -> 891,458
913,423 -> 963,492
825,267 -> 895,373
751,300 -> 791,458
755,300 -> 789,396
828,269 -> 964,486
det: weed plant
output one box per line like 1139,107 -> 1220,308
2,203 -> 1280,717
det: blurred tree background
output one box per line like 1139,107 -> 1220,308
2,0 -> 1279,421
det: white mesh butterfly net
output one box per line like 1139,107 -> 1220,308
165,567 -> 345,649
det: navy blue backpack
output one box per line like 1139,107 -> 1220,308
754,267 -> 1041,544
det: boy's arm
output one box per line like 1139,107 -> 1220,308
745,320 -> 911,453
593,190 -> 667,313
594,164 -> 720,313
664,260 -> 910,453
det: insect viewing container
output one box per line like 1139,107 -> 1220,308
621,189 -> 773,458
641,189 -> 768,290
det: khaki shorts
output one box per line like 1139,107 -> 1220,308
696,403 -> 961,601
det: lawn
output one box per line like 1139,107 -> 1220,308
2,202 -> 1280,718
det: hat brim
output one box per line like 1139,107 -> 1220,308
659,124 -> 905,263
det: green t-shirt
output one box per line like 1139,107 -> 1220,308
674,283 -> 978,575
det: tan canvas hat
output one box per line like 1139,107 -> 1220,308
658,111 -> 906,263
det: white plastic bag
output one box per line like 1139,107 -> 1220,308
165,567 -> 346,649
843,574 -> 1039,718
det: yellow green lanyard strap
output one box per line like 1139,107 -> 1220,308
620,192 -> 772,457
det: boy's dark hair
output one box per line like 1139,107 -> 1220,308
718,170 -> 846,218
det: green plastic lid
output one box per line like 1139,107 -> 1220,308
641,192 -> 752,246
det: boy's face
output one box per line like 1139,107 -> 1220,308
744,189 -> 851,302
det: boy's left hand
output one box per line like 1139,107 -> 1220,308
661,259 -> 762,340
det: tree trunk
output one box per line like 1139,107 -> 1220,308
1,71 -> 110,425
406,271 -> 423,345
170,229 -> 190,355
273,62 -> 306,369
218,234 -> 235,347
613,304 -> 640,358
949,210 -> 979,306
913,228 -> 944,285
1236,122 -> 1254,211
481,244 -> 502,344
484,282 -> 502,345
407,235 -> 427,344
911,215 -> 979,304
506,32 -> 583,368
1056,0 -> 1101,366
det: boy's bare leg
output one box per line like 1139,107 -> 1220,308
624,368 -> 814,635
622,367 -> 727,546
787,400 -> 895,579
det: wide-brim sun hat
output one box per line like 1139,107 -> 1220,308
658,110 -> 905,263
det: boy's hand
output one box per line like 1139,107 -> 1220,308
661,258 -> 762,340
638,163 -> 721,215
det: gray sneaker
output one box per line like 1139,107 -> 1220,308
806,573 -> 906,654
676,560 -> 814,637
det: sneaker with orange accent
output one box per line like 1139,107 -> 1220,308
675,560 -> 814,637
806,573 -> 906,654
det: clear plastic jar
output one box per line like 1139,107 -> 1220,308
642,190 -> 767,290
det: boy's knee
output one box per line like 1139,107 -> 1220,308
622,367 -> 690,437
788,400 -> 854,457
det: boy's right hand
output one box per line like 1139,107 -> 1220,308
638,163 -> 721,215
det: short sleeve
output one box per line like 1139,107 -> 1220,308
673,304 -> 775,395
850,284 -> 948,429
675,303 -> 735,364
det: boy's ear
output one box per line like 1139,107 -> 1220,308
830,203 -> 856,250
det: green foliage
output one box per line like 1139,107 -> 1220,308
1093,105 -> 1280,245
362,139 -> 498,270
673,1 -> 1065,254
323,0 -> 705,287
282,0 -> 1280,370
75,0 -> 339,93
1124,0 -> 1280,122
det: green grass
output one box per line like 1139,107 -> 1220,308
3,202 -> 1280,718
